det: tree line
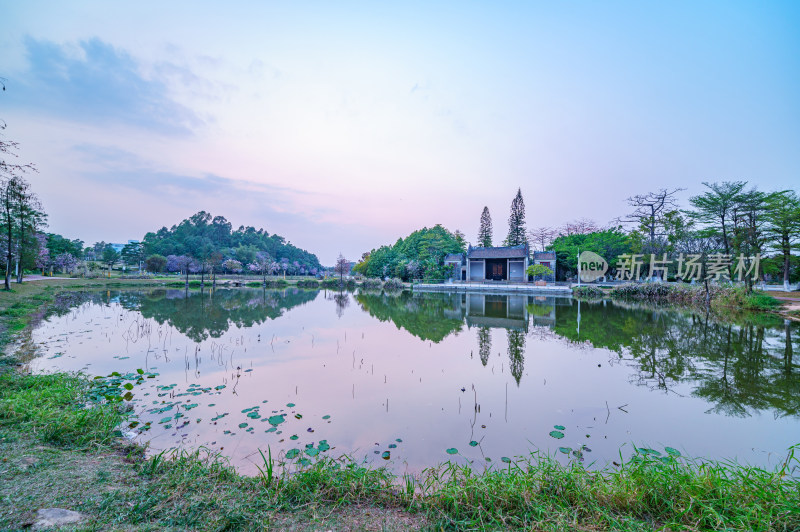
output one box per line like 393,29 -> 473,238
535,183 -> 799,287
353,183 -> 799,287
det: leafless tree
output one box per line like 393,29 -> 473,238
619,188 -> 684,253
558,218 -> 599,236
527,226 -> 556,251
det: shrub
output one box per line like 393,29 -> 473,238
383,278 -> 404,291
572,285 -> 604,298
360,278 -> 383,290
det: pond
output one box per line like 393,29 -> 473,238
25,287 -> 800,475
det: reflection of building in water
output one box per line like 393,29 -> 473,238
466,293 -> 529,331
527,295 -> 557,328
404,291 -> 563,337
442,293 -> 466,321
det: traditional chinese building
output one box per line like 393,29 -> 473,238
444,253 -> 466,280
466,244 -> 530,282
531,251 -> 557,282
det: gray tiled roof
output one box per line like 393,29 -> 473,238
533,251 -> 556,260
444,253 -> 464,263
468,246 -> 527,259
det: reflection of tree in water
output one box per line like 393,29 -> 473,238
355,291 -> 464,342
333,291 -> 350,318
116,288 -> 319,342
478,327 -> 491,366
554,300 -> 800,418
507,329 -> 525,385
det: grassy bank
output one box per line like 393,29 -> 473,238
1,280 -> 799,530
571,282 -> 784,312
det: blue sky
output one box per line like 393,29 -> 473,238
1,1 -> 799,264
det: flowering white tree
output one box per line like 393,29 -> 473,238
54,252 -> 78,274
248,251 -> 272,286
35,233 -> 49,274
223,258 -> 243,274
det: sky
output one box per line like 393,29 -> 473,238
1,1 -> 799,265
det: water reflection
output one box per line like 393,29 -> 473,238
358,290 -> 799,415
63,289 -> 800,418
28,287 -> 800,473
67,288 -> 320,342
551,300 -> 800,419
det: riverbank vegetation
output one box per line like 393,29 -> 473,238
608,283 -> 782,312
535,183 -> 800,286
353,225 -> 466,282
2,279 -> 799,530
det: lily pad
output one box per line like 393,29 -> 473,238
549,430 -> 565,439
322,415 -> 330,420
388,443 -> 397,449
238,422 -> 248,429
305,448 -> 319,457
558,447 -> 572,455
553,425 -> 565,431
381,451 -> 390,460
298,458 -> 311,466
286,403 -> 295,408
290,435 -> 299,441
665,447 -> 681,457
267,414 -> 286,426
285,449 -> 300,459
469,440 -> 479,447
318,441 -> 330,452
445,448 -> 458,455
501,457 -> 511,463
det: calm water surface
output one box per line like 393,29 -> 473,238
26,288 -> 800,475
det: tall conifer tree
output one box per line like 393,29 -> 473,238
478,206 -> 493,247
505,188 -> 527,246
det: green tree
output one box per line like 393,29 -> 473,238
504,188 -> 527,246
8,177 -> 46,283
548,229 -> 633,280
144,254 -> 167,273
356,225 -> 465,281
688,181 -> 747,256
47,233 -> 84,258
764,191 -> 800,290
121,242 -> 144,268
526,263 -> 554,281
478,206 -> 493,247
102,245 -> 120,269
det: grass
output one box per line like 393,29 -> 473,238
572,285 -> 604,299
418,450 -> 800,530
1,278 -> 798,530
609,282 -> 783,312
0,372 -> 125,447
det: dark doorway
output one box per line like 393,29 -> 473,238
484,258 -> 507,281
461,270 -> 466,281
